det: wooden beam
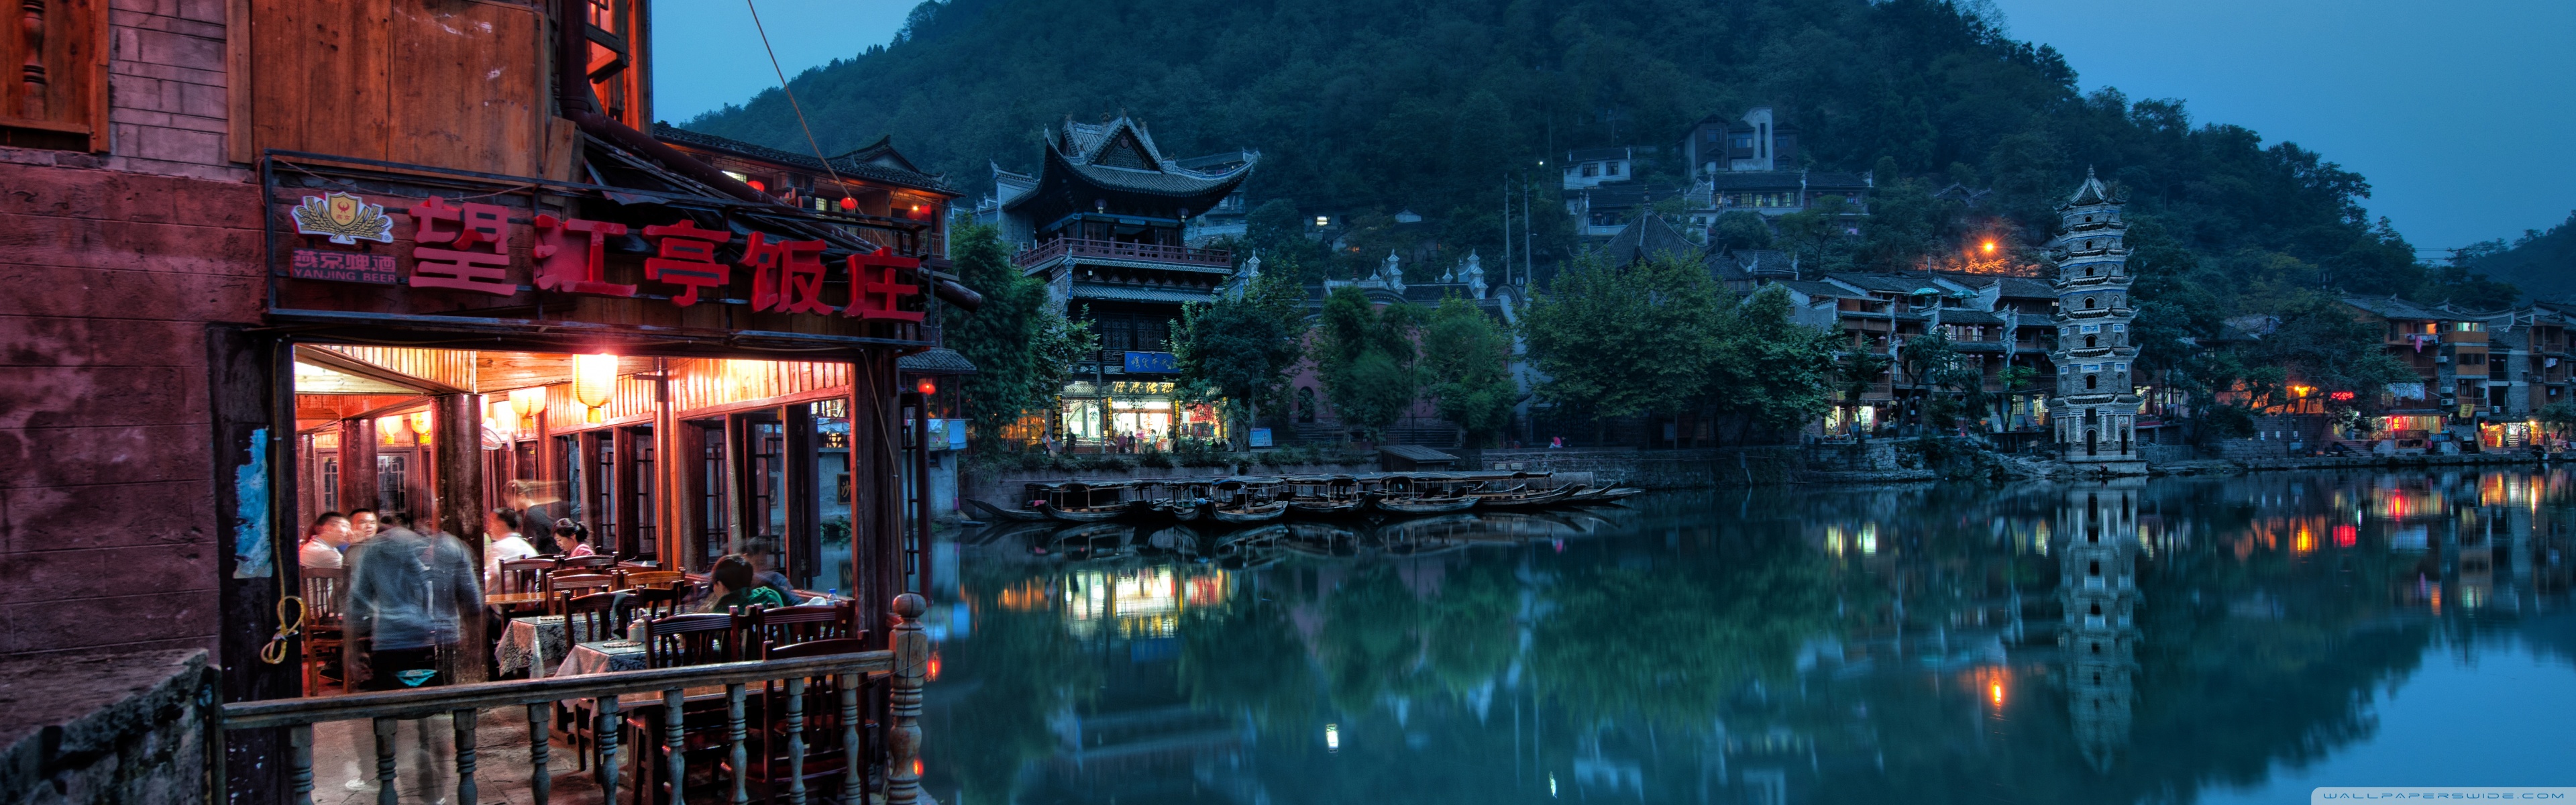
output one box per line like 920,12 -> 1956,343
297,345 -> 466,394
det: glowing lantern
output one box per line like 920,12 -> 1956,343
914,377 -> 937,396
746,179 -> 765,193
409,411 -> 433,435
838,197 -> 857,212
377,416 -> 406,443
488,400 -> 518,439
573,353 -> 619,423
508,386 -> 545,420
1980,239 -> 1997,254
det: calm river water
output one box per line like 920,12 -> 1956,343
915,471 -> 2576,804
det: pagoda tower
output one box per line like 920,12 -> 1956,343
2045,170 -> 2145,471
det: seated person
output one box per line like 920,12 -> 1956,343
704,554 -> 788,612
482,507 -> 538,590
552,519 -> 596,557
299,511 -> 351,569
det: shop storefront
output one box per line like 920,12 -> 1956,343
1057,380 -> 1226,449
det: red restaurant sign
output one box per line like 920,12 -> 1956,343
280,191 -> 920,319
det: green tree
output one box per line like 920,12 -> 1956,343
1521,253 -> 1725,439
1421,296 -> 1518,446
1708,286 -> 1845,440
1711,211 -> 1774,254
1898,331 -> 1988,429
945,224 -> 1094,444
1172,271 -> 1309,449
1314,285 -> 1421,443
2235,293 -> 2417,414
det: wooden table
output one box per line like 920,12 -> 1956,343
484,591 -> 550,608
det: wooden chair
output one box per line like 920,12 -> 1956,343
620,570 -> 686,590
627,585 -> 686,623
742,602 -> 859,657
618,559 -> 662,572
557,554 -> 619,573
725,638 -> 874,800
543,572 -> 615,608
560,591 -> 621,645
640,613 -> 743,668
299,567 -> 349,694
496,557 -> 556,594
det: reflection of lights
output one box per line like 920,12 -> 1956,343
1324,723 -> 1340,751
1061,567 -> 1230,639
2294,526 -> 2315,553
1550,774 -> 1559,797
2332,524 -> 2357,548
1825,526 -> 1845,556
1990,682 -> 2005,708
912,758 -> 923,776
1859,523 -> 1878,555
926,651 -> 942,682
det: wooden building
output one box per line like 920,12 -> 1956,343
1,0 -> 969,800
981,115 -> 1256,447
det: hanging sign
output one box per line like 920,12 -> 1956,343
1123,351 -> 1178,374
277,191 -> 923,317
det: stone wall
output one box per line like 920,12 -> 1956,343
0,162 -> 262,660
0,649 -> 213,805
962,463 -> 1375,509
1801,441 -> 1899,472
1464,447 -> 1803,488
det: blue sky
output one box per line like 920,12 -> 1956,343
653,0 -> 2576,252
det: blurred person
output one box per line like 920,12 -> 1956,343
299,512 -> 350,569
702,554 -> 788,612
343,513 -> 479,797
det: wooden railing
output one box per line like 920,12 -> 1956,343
223,594 -> 934,805
1013,237 -> 1232,269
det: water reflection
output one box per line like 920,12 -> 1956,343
923,471 -> 2576,804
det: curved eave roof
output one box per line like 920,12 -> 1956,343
1004,142 -> 1255,215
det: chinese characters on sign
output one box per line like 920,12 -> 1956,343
284,193 -> 920,317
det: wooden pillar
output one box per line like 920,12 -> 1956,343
784,403 -> 819,590
211,325 -> 293,803
338,417 -> 378,516
431,392 -> 489,683
611,427 -> 639,558
653,358 -> 686,568
849,351 -> 900,643
725,412 -> 752,559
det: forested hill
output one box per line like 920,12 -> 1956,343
686,0 -> 2500,310
2459,213 -> 2576,303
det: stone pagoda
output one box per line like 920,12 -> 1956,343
2045,169 -> 2146,472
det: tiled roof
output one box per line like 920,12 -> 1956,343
1939,310 -> 2006,325
1707,171 -> 1870,191
1599,215 -> 1701,264
1568,147 -> 1631,162
897,347 -> 977,374
1824,273 -> 1947,295
2341,294 -> 2448,321
1991,277 -> 2057,299
1776,280 -> 1865,299
1070,283 -> 1220,304
652,123 -> 955,194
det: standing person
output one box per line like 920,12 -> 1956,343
299,512 -> 350,569
482,508 -> 537,590
343,512 -> 480,796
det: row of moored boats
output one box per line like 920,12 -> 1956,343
965,472 -> 1642,525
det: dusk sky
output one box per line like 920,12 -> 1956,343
653,0 -> 2576,254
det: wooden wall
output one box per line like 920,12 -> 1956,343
236,0 -> 564,178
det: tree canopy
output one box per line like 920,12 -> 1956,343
944,224 -> 1095,443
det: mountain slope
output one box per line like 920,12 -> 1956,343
2461,213 -> 2576,303
687,0 -> 2436,302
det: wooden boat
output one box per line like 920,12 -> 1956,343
1211,499 -> 1288,523
1473,485 -> 1578,510
1040,482 -> 1142,522
963,497 -> 1050,522
1374,494 -> 1478,515
1579,486 -> 1644,503
1153,498 -> 1207,522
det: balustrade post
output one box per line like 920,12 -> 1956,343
887,592 -> 928,805
839,673 -> 862,805
728,683 -> 750,805
665,688 -> 686,805
598,696 -> 623,804
526,703 -> 551,805
288,723 -> 315,805
786,676 -> 808,805
452,709 -> 478,805
372,717 -> 398,805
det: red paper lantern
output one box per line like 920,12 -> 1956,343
746,180 -> 765,193
838,197 -> 857,212
915,377 -> 937,396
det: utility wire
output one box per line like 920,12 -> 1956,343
743,0 -> 852,203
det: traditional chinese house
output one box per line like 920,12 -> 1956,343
981,115 -> 1256,448
3,0 -> 963,800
